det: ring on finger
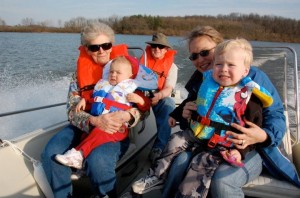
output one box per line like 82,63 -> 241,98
241,139 -> 245,146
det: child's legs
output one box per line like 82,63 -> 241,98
75,128 -> 128,158
178,151 -> 222,197
153,129 -> 195,177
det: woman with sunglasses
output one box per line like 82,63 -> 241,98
41,21 -> 148,198
158,26 -> 286,197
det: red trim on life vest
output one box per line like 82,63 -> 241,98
102,98 -> 131,111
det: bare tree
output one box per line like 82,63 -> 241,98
21,17 -> 34,26
0,18 -> 6,26
58,19 -> 62,28
64,17 -> 87,29
38,20 -> 53,27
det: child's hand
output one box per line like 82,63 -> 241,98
168,117 -> 177,127
75,99 -> 86,113
220,149 -> 244,167
228,149 -> 242,162
127,93 -> 144,105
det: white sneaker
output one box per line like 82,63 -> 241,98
55,148 -> 83,169
132,175 -> 164,194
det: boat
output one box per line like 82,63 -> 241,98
0,46 -> 299,198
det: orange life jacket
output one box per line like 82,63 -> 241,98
77,44 -> 129,110
140,45 -> 176,90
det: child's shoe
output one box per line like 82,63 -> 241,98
55,148 -> 83,169
132,175 -> 164,194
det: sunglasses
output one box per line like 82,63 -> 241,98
150,44 -> 166,49
87,43 -> 112,52
189,47 -> 215,61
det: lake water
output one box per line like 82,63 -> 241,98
0,32 -> 299,140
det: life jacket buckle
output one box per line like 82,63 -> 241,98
208,133 -> 220,148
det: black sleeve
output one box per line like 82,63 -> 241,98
169,97 -> 195,130
240,94 -> 264,158
169,70 -> 203,130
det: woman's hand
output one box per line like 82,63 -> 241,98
89,111 -> 131,134
182,101 -> 197,119
226,119 -> 268,149
75,99 -> 86,113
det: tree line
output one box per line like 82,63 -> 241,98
0,13 -> 299,43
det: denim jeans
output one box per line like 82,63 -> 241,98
41,125 -> 129,197
162,150 -> 263,197
151,97 -> 175,150
162,151 -> 193,198
210,150 -> 263,198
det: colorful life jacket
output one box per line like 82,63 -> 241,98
77,44 -> 129,110
91,79 -> 137,116
140,45 -> 176,90
190,70 -> 273,147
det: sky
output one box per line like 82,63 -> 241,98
1,0 -> 300,26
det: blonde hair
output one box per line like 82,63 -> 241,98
214,38 -> 253,68
187,26 -> 224,46
110,56 -> 133,74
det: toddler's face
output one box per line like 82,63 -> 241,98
213,47 -> 249,87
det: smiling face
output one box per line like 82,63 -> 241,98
212,47 -> 249,87
150,45 -> 168,60
189,35 -> 217,73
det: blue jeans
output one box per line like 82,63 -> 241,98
151,97 -> 175,150
162,151 -> 192,198
211,150 -> 263,198
41,125 -> 129,197
163,150 -> 263,197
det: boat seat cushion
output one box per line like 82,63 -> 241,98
243,173 -> 300,198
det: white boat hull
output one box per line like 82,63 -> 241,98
0,108 -> 158,197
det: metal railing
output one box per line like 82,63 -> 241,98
253,46 -> 299,144
0,102 -> 66,118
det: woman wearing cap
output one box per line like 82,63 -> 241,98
41,22 -> 150,197
160,26 -> 287,197
140,33 -> 178,163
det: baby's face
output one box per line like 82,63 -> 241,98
212,47 -> 249,87
108,63 -> 132,85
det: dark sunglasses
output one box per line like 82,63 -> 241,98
87,43 -> 112,52
150,44 -> 166,49
189,47 -> 215,61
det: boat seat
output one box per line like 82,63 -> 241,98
120,127 -> 137,159
242,111 -> 300,197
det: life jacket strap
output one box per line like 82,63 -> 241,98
154,70 -> 167,79
191,113 -> 239,148
94,97 -> 131,111
80,84 -> 96,93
